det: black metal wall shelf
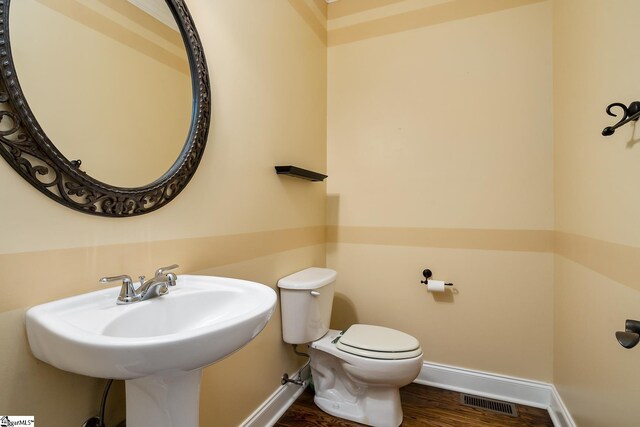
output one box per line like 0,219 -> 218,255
275,165 -> 327,182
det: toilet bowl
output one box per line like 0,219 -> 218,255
278,268 -> 423,427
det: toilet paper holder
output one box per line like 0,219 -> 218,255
421,269 -> 453,287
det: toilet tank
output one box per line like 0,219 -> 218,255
277,267 -> 337,344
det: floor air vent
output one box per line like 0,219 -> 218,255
460,393 -> 518,417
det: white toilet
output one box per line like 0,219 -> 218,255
278,267 -> 423,427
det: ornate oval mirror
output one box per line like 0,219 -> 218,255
0,0 -> 210,217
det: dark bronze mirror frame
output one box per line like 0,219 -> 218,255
0,0 -> 211,217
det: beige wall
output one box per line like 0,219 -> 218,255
6,0 -> 640,425
0,0 -> 327,426
554,0 -> 640,425
327,3 -> 640,425
327,0 -> 554,381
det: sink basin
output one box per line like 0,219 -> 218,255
26,275 -> 277,426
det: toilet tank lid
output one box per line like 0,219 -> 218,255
277,267 -> 337,290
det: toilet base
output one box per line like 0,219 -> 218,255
314,386 -> 403,427
309,332 -> 420,427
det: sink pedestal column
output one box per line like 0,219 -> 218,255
125,368 -> 202,427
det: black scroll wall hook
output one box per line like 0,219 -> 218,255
602,101 -> 640,136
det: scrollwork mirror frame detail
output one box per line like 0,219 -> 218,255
0,0 -> 211,217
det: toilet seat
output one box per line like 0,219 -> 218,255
336,324 -> 422,360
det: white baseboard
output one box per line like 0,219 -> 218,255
240,365 -> 310,427
548,384 -> 576,427
416,361 -> 575,427
240,360 -> 575,427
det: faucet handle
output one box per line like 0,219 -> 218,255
166,272 -> 178,287
155,264 -> 179,277
99,274 -> 132,284
99,274 -> 139,305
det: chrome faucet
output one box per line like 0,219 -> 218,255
100,264 -> 179,305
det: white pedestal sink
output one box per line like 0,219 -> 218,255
26,275 -> 277,427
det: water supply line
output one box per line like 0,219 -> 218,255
281,344 -> 310,386
82,379 -> 113,427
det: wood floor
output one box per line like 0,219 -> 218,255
275,383 -> 553,427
